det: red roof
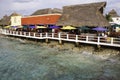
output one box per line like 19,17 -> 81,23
21,14 -> 61,25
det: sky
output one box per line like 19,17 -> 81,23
0,0 -> 120,18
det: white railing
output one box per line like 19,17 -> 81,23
1,29 -> 120,47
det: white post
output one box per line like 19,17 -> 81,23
86,36 -> 88,42
29,32 -> 30,36
67,34 -> 69,39
52,33 -> 54,38
16,31 -> 18,35
58,32 -> 61,40
98,37 -> 100,45
40,33 -> 42,38
10,31 -> 12,34
76,35 -> 78,42
111,37 -> 113,44
46,33 -> 48,38
4,30 -> 6,34
34,33 -> 36,37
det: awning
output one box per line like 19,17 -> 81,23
61,26 -> 76,30
29,25 -> 36,29
4,26 -> 11,29
92,27 -> 107,31
36,26 -> 47,29
49,26 -> 60,29
23,26 -> 28,29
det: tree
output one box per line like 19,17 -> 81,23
105,14 -> 113,22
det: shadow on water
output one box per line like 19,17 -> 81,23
0,36 -> 120,80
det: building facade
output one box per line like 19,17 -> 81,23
10,13 -> 22,26
109,9 -> 120,25
21,14 -> 61,26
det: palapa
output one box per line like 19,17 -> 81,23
108,9 -> 120,17
31,8 -> 62,16
0,15 -> 10,26
57,2 -> 110,27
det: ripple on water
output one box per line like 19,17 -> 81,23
0,37 -> 120,80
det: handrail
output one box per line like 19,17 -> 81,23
1,29 -> 120,47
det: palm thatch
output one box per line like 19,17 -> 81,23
31,8 -> 62,16
0,15 -> 10,26
52,8 -> 63,14
56,2 -> 110,27
10,12 -> 21,17
108,9 -> 119,17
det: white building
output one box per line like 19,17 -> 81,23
10,12 -> 22,26
108,9 -> 120,32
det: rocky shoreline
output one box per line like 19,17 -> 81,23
1,35 -> 120,61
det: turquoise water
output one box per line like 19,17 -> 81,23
0,36 -> 120,80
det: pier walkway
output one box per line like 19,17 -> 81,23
0,29 -> 120,47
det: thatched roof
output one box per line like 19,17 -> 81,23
10,12 -> 21,17
108,9 -> 119,17
57,2 -> 110,27
0,15 -> 10,26
31,8 -> 62,16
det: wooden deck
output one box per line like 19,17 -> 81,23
1,29 -> 120,47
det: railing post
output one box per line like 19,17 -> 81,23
5,30 -> 7,34
52,33 -> 54,38
34,33 -> 36,37
29,32 -> 30,36
58,32 -> 61,39
10,31 -> 12,34
86,36 -> 88,41
67,34 -> 69,39
16,31 -> 18,35
76,35 -> 78,42
98,37 -> 100,45
111,37 -> 113,44
40,33 -> 42,38
46,33 -> 48,38
20,32 -> 22,35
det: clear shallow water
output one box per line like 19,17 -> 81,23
0,36 -> 120,80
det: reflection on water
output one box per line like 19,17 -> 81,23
0,36 -> 120,80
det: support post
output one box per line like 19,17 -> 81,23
58,32 -> 61,39
75,35 -> 79,47
52,33 -> 54,38
20,32 -> 22,35
46,33 -> 48,38
58,33 -> 62,45
29,32 -> 30,36
16,31 -> 18,35
34,33 -> 36,37
67,34 -> 69,39
111,37 -> 113,44
40,33 -> 42,38
45,38 -> 49,43
98,37 -> 100,45
76,35 -> 78,42
86,36 -> 88,42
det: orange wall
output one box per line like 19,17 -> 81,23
21,14 -> 61,25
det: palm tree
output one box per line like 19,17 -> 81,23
105,14 -> 113,22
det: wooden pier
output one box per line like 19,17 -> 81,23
0,29 -> 120,47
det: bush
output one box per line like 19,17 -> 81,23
109,32 -> 120,37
